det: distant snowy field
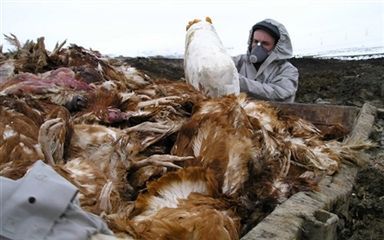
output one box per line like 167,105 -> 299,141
295,46 -> 384,60
2,37 -> 382,60
105,46 -> 384,60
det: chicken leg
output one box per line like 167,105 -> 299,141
38,118 -> 66,165
132,154 -> 194,170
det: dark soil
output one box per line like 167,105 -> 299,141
118,56 -> 185,81
291,57 -> 384,108
338,165 -> 384,240
119,56 -> 384,240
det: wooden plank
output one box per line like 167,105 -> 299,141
343,103 -> 377,144
270,102 -> 360,138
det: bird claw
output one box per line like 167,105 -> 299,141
137,96 -> 181,109
205,16 -> 212,24
186,19 -> 202,31
133,154 -> 194,169
38,118 -> 65,165
155,161 -> 182,169
186,17 -> 213,31
39,118 -> 64,139
126,121 -> 172,133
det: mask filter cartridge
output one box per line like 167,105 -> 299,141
249,42 -> 268,63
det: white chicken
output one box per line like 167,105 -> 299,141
184,17 -> 240,97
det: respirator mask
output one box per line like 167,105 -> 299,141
249,42 -> 269,63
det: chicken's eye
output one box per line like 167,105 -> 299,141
28,196 -> 36,204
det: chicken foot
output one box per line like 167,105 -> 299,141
132,154 -> 194,170
126,121 -> 172,133
38,118 -> 66,165
137,96 -> 181,109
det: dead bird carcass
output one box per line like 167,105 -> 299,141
0,35 -> 374,240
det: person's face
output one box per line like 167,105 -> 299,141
251,29 -> 276,52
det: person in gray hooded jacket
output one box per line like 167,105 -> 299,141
233,19 -> 299,102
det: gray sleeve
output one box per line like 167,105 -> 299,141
239,63 -> 299,101
232,55 -> 243,71
47,198 -> 114,240
0,160 -> 114,240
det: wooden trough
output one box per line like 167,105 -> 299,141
241,103 -> 377,240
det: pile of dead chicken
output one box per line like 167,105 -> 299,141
0,35 -> 367,239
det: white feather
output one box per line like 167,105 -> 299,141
133,179 -> 208,221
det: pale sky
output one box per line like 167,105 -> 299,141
1,0 -> 383,57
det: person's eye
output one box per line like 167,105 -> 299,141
263,43 -> 271,48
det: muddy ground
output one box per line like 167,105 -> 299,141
120,56 -> 384,240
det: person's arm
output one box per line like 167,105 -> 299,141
232,55 -> 243,72
239,63 -> 298,101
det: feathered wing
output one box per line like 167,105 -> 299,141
172,95 -> 257,197
130,167 -> 240,240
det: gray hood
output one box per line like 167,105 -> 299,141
247,18 -> 293,62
